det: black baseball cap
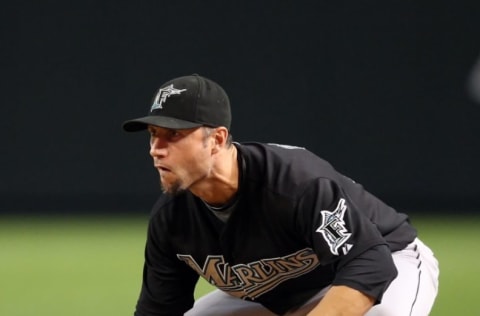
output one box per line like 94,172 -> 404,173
123,74 -> 231,132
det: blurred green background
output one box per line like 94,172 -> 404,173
1,214 -> 478,316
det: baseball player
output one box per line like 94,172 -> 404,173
123,74 -> 439,315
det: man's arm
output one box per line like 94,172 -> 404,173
295,178 -> 398,315
304,244 -> 397,316
134,213 -> 199,316
307,285 -> 375,316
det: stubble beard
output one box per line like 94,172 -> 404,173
160,178 -> 184,196
157,128 -> 213,196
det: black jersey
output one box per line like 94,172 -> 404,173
134,142 -> 417,316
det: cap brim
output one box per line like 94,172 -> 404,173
122,116 -> 203,132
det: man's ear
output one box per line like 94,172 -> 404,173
212,127 -> 228,154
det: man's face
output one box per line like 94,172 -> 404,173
148,125 -> 214,195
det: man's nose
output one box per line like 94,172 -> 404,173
149,137 -> 168,157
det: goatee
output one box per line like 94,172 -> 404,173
160,179 -> 184,196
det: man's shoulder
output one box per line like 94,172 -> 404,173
237,142 -> 335,177
236,141 -> 307,153
236,142 -> 339,196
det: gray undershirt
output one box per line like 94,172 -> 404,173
203,200 -> 238,223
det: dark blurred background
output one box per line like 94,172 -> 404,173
1,1 -> 479,215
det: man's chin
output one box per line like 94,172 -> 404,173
160,180 -> 184,196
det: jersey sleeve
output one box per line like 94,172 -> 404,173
332,244 -> 397,303
296,177 -> 397,302
134,214 -> 199,316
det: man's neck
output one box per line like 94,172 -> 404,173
190,145 -> 239,206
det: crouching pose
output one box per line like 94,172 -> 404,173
123,74 -> 439,316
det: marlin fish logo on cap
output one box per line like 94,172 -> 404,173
151,84 -> 187,111
122,74 -> 231,131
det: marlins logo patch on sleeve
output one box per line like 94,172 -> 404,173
316,198 -> 353,256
